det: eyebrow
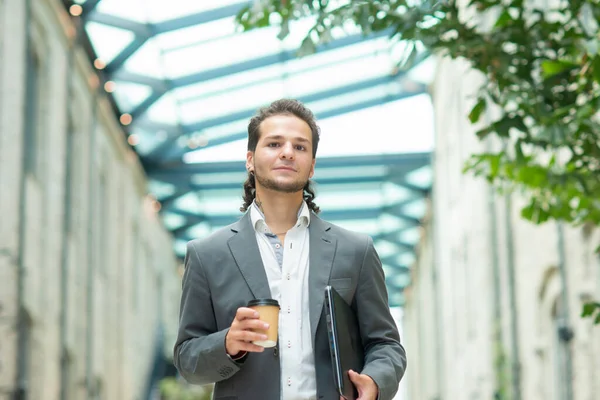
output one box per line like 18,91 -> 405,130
266,135 -> 310,144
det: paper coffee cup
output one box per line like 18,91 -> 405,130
247,298 -> 280,348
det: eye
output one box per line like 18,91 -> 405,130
295,145 -> 306,151
268,142 -> 280,147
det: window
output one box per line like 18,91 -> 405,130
23,42 -> 47,178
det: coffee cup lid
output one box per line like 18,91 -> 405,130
247,298 -> 280,308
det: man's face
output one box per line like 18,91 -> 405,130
246,114 -> 316,194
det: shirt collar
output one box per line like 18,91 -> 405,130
250,199 -> 311,234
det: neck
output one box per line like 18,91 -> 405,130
255,187 -> 304,232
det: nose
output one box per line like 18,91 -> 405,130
280,142 -> 295,159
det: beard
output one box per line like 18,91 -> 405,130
255,170 -> 308,193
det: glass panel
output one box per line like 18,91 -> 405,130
186,221 -> 213,238
285,54 -> 395,98
402,199 -> 426,218
173,192 -> 202,212
121,36 -> 167,78
145,91 -> 180,124
388,274 -> 411,288
161,212 -> 186,230
317,191 -> 385,210
162,19 -> 311,79
96,0 -> 149,23
375,241 -> 401,258
178,79 -> 286,123
309,82 -> 404,115
381,182 -> 414,204
173,239 -> 187,256
156,18 -> 238,52
184,140 -> 246,163
405,165 -> 433,187
148,179 -> 176,198
191,172 -> 247,184
377,214 -> 406,232
85,22 -> 135,64
173,63 -> 285,102
112,81 -> 152,112
398,227 -> 420,243
130,127 -> 168,155
315,94 -> 434,157
315,166 -> 388,180
285,37 -> 392,74
315,182 -> 383,194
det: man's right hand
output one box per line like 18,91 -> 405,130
225,307 -> 269,356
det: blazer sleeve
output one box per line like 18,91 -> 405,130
173,241 -> 242,384
355,236 -> 407,400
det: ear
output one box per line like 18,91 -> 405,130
309,158 -> 316,179
246,150 -> 254,172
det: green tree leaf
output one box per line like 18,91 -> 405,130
541,60 -> 578,79
469,97 -> 487,123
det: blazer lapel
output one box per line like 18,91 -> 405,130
308,214 -> 337,346
228,213 -> 272,300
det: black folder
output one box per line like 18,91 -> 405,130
324,285 -> 365,400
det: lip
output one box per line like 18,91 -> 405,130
274,166 -> 296,172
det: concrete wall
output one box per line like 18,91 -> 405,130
403,55 -> 600,400
0,0 -> 181,399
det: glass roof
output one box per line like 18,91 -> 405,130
75,0 -> 436,307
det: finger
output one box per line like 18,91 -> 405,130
230,329 -> 268,342
233,342 -> 266,353
235,307 -> 260,321
237,318 -> 270,331
348,370 -> 360,384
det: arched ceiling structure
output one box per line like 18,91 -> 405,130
70,0 -> 435,307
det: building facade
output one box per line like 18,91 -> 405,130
404,55 -> 600,400
0,0 -> 182,399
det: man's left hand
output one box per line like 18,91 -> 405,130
339,369 -> 379,400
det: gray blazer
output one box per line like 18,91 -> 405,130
173,212 -> 406,400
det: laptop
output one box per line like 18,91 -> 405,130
324,285 -> 365,400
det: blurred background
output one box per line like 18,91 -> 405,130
0,0 -> 599,399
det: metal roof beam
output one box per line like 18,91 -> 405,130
390,180 -> 430,195
82,0 -> 102,18
105,36 -> 152,74
87,12 -> 152,36
147,152 -> 430,177
153,2 -> 251,33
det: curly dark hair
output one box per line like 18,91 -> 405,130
240,99 -> 321,214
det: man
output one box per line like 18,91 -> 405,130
173,99 -> 407,400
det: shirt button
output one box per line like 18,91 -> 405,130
287,377 -> 292,386
288,341 -> 291,348
286,273 -> 290,280
275,243 -> 281,249
287,306 -> 291,313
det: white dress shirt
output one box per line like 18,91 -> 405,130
250,201 -> 316,400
